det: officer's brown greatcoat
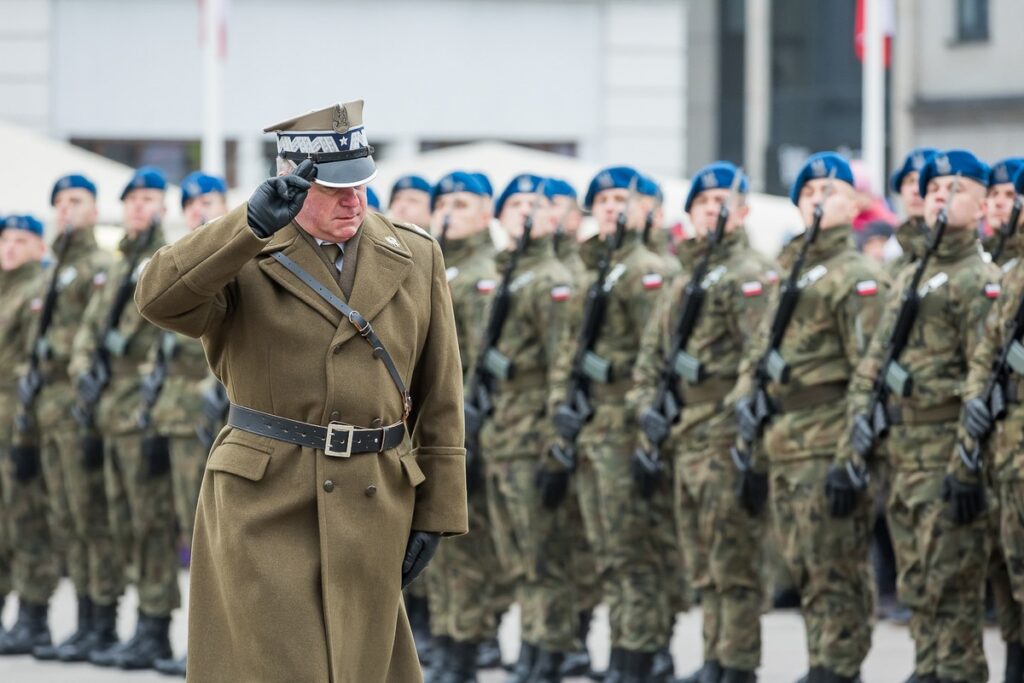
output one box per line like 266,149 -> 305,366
135,203 -> 468,683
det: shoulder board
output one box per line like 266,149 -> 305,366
391,221 -> 434,241
855,280 -> 878,296
603,263 -> 628,292
550,285 -> 572,302
798,264 -> 828,289
918,272 -> 948,297
641,273 -> 664,291
510,271 -> 535,292
1003,257 -> 1019,274
741,280 -> 763,297
702,265 -> 728,289
984,283 -> 1001,299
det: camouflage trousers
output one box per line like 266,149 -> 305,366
0,472 -> 8,600
576,406 -> 674,652
996,480 -> 1024,646
426,486 -> 501,643
988,465 -> 1022,646
566,485 -> 602,615
0,448 -> 59,605
168,435 -> 207,542
887,467 -> 990,683
770,457 -> 873,677
105,433 -> 180,616
675,447 -> 763,671
486,457 -> 579,652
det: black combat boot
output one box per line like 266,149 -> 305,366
902,673 -> 937,683
60,600 -> 118,661
477,637 -> 503,670
154,653 -> 187,677
720,667 -> 756,683
819,669 -> 857,683
425,635 -> 453,683
0,601 -> 51,655
506,641 -> 537,683
438,640 -> 479,683
34,595 -> 92,660
531,649 -> 566,683
795,666 -> 826,683
651,646 -> 675,682
621,649 -> 655,683
561,610 -> 593,677
604,647 -> 626,683
1007,641 -> 1024,683
89,611 -> 139,667
676,660 -> 723,683
114,613 -> 172,669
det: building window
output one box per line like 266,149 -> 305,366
956,0 -> 989,43
70,138 -> 239,186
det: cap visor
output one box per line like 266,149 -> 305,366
314,157 -> 378,188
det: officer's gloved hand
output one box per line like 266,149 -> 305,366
553,404 -> 584,443
535,462 -> 571,510
849,413 -> 875,459
638,407 -> 670,446
964,397 -> 993,442
824,462 -> 867,518
736,395 -> 761,445
248,159 -> 317,238
401,531 -> 442,588
943,474 -> 986,525
735,466 -> 769,516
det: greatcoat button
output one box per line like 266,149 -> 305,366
330,411 -> 340,421
365,485 -> 377,497
323,480 -> 335,492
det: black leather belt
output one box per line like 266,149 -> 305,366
227,404 -> 404,458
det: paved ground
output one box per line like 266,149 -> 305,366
0,573 -> 1008,681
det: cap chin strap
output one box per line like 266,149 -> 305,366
280,145 -> 375,165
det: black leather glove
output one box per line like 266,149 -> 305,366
964,397 -> 993,442
76,369 -> 104,405
17,370 -> 41,407
735,467 -> 769,516
142,435 -> 171,478
553,404 -> 584,443
535,464 -> 571,509
825,462 -> 867,518
943,474 -> 986,525
638,407 -> 670,446
735,395 -> 759,445
849,413 -> 875,459
402,531 -> 441,588
81,435 -> 104,471
11,444 -> 40,482
247,159 -> 317,238
631,447 -> 664,500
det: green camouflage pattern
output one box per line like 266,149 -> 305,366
890,217 -> 929,275
998,480 -> 1024,645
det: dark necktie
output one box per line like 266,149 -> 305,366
321,243 -> 344,273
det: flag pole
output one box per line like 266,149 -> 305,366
862,0 -> 885,195
201,0 -> 225,177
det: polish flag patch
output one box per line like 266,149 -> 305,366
476,279 -> 497,294
93,272 -> 107,287
642,273 -> 664,290
856,280 -> 878,296
766,270 -> 780,284
741,281 -> 763,297
550,285 -> 572,302
29,297 -> 43,313
985,283 -> 1001,299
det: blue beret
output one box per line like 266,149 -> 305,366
3,214 -> 44,237
495,174 -> 547,217
1015,166 -> 1024,195
685,162 -> 749,212
544,178 -> 577,201
470,172 -> 493,197
637,175 -> 664,204
51,174 -> 97,206
989,157 -> 1024,188
366,186 -> 381,210
180,171 -> 227,209
889,148 -> 937,194
121,166 -> 167,200
430,171 -> 487,211
788,152 -> 855,205
389,175 -> 432,203
583,166 -> 642,210
918,149 -> 990,198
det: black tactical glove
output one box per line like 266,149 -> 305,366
825,462 -> 867,518
963,397 -> 993,442
638,407 -> 670,446
535,463 -> 571,510
142,435 -> 171,478
81,435 -> 104,471
201,383 -> 229,424
943,474 -> 986,525
631,447 -> 664,500
247,159 -> 317,238
553,404 -> 585,443
10,445 -> 40,482
465,447 -> 484,497
402,531 -> 442,588
735,395 -> 759,445
849,413 -> 875,460
735,466 -> 769,516
76,369 -> 105,405
17,370 -> 41,407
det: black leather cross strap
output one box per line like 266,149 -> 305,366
271,250 -> 412,418
228,404 -> 404,457
280,146 -> 375,165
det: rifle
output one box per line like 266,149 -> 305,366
549,175 -> 640,470
137,332 -> 175,431
851,176 -> 961,476
730,169 -> 837,483
989,194 -> 1022,264
14,224 -> 74,436
438,212 -> 450,257
72,218 -> 160,429
632,171 -> 744,494
462,184 -> 546,491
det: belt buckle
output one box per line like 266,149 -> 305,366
325,422 -> 354,458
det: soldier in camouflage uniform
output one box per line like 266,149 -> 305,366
889,149 -> 937,275
981,157 -> 1024,267
0,216 -> 51,653
733,152 -> 889,683
388,174 -> 433,230
551,166 -> 678,682
960,163 -> 1024,683
418,171 -> 502,683
632,163 -> 772,683
842,150 -> 1000,683
70,167 -> 175,670
481,173 -> 578,683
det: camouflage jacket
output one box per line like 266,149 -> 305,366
890,217 -> 928,276
480,236 -> 574,459
733,226 -> 889,461
144,331 -> 211,437
556,239 -> 586,282
631,230 -> 774,452
843,229 -> 1000,470
0,262 -> 44,444
444,230 -> 498,382
70,228 -> 167,436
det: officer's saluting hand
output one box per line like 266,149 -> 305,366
247,158 -> 316,237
